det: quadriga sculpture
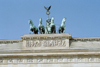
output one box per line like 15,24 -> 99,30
58,17 -> 66,33
50,17 -> 56,33
38,18 -> 45,34
29,19 -> 38,34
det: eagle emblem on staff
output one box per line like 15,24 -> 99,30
44,6 -> 51,15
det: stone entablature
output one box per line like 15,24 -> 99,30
0,34 -> 100,49
0,34 -> 100,66
0,49 -> 99,65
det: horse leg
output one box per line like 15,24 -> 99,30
34,31 -> 38,34
63,27 -> 65,33
61,30 -> 63,33
39,30 -> 41,34
36,32 -> 38,34
46,28 -> 49,34
41,29 -> 43,34
63,26 -> 65,33
54,26 -> 55,33
41,28 -> 43,34
54,29 -> 55,33
29,29 -> 31,34
34,30 -> 36,34
58,28 -> 61,33
45,29 -> 46,34
62,28 -> 64,33
42,27 -> 45,34
42,30 -> 44,34
42,28 -> 44,34
59,30 -> 61,33
36,30 -> 38,34
51,27 -> 53,34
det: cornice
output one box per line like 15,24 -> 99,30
0,40 -> 22,43
71,37 -> 100,41
21,33 -> 72,40
0,49 -> 98,57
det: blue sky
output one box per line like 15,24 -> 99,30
0,0 -> 100,39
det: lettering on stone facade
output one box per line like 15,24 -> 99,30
67,57 -> 72,62
26,40 -> 66,47
78,57 -> 82,62
18,58 -> 23,63
8,59 -> 13,63
48,58 -> 54,63
0,59 -> 3,63
89,57 -> 93,62
13,59 -> 17,63
38,58 -> 43,63
27,59 -> 33,63
0,56 -> 100,64
58,58 -> 63,62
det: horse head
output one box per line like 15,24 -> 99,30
50,17 -> 56,33
39,18 -> 42,24
29,19 -> 31,24
62,17 -> 66,24
29,19 -> 34,25
51,17 -> 54,23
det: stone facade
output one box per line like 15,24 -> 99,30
0,33 -> 100,67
